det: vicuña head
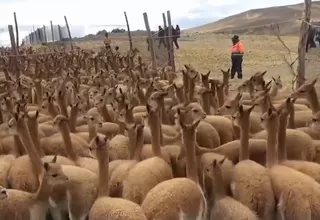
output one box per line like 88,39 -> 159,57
43,155 -> 69,185
52,114 -> 69,129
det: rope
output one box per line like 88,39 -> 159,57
300,19 -> 320,27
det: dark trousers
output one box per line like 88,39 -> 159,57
231,55 -> 243,79
306,38 -> 316,52
158,37 -> 166,48
173,37 -> 179,49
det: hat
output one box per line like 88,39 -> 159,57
232,35 -> 239,40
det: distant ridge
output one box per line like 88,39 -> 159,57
185,1 -> 320,35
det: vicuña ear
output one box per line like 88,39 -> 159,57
43,162 -> 50,171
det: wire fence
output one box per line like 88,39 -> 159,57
2,16 -> 320,84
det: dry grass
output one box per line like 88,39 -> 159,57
75,33 -> 320,93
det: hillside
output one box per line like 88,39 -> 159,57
186,1 -> 320,35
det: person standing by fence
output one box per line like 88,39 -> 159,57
306,26 -> 316,52
176,25 -> 180,38
158,26 -> 166,48
230,35 -> 244,79
172,26 -> 179,49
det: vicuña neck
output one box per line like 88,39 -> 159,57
266,123 -> 278,168
239,123 -> 250,161
17,121 -> 43,176
97,149 -> 109,197
278,114 -> 288,162
148,110 -> 162,157
307,87 -> 320,114
182,129 -> 198,183
59,122 -> 78,162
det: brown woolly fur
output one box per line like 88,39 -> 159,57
75,122 -> 119,138
141,178 -> 205,220
140,143 -> 173,165
298,111 -> 320,140
0,160 -> 69,220
142,125 -> 182,145
270,165 -> 320,219
108,160 -> 127,178
0,135 -> 22,155
108,134 -> 130,160
73,113 -> 105,144
262,107 -> 320,219
141,118 -> 206,220
212,139 -> 267,165
4,107 -> 75,219
194,120 -> 221,149
187,103 -> 225,148
89,136 -> 147,220
8,155 -> 74,192
281,160 -> 320,183
192,104 -> 234,144
6,109 -> 75,194
204,158 -> 258,220
312,140 -> 320,162
293,110 -> 313,127
53,114 -> 99,174
230,105 -> 275,220
198,152 -> 234,198
0,155 -> 15,187
253,129 -> 315,161
217,93 -> 263,134
40,133 -> 92,157
122,101 -> 173,205
38,123 -> 58,137
298,126 -> 320,140
122,155 -> 173,204
58,162 -> 97,220
273,108 -> 320,185
109,123 -> 144,197
289,78 -> 319,128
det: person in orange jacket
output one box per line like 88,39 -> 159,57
230,35 -> 244,79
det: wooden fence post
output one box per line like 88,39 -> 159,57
162,13 -> 171,67
64,16 -> 73,50
8,25 -> 19,78
50,21 -> 55,42
43,25 -> 47,43
58,25 -> 62,41
296,0 -> 312,89
166,10 -> 175,71
143,12 -> 157,71
33,26 -> 38,44
124,11 -> 133,51
13,12 -> 19,50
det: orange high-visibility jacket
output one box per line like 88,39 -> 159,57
231,42 -> 244,55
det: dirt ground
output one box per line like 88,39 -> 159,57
75,33 -> 320,93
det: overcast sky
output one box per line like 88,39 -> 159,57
0,0 -> 304,45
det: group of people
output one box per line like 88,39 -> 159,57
146,25 -> 180,51
156,25 -> 180,49
103,27 -> 245,80
306,26 -> 320,52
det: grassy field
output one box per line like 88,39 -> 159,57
75,33 -> 320,93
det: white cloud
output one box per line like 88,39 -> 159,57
0,0 -> 198,29
0,0 -> 304,46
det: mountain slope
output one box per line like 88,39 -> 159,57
185,1 -> 320,35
